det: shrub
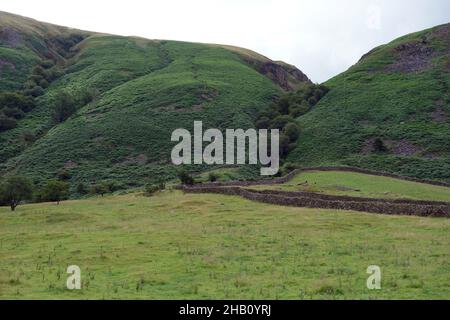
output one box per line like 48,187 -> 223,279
20,131 -> 36,144
57,170 -> 72,181
208,173 -> 219,182
39,180 -> 70,204
52,91 -> 77,123
0,92 -> 35,112
90,183 -> 109,197
0,176 -> 33,211
373,138 -> 388,153
283,122 -> 300,142
270,115 -> 295,130
255,116 -> 271,129
24,86 -> 44,97
0,116 -> 17,132
1,107 -> 25,119
178,169 -> 195,186
144,184 -> 159,196
76,183 -> 87,195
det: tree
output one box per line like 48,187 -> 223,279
52,91 -> 77,123
270,115 -> 295,130
0,176 -> 33,211
40,180 -> 70,204
178,169 -> 194,186
76,183 -> 87,195
0,92 -> 35,112
91,183 -> 108,197
283,122 -> 300,142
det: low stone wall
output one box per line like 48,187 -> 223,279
179,186 -> 450,218
197,166 -> 450,188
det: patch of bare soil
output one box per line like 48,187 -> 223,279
120,154 -> 148,166
386,140 -> 424,156
362,138 -> 424,156
64,160 -> 78,169
431,108 -> 448,123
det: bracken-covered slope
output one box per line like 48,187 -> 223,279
289,23 -> 450,182
0,11 -> 310,189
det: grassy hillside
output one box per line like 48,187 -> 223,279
1,190 -> 449,299
0,12 -> 309,191
249,170 -> 450,202
289,24 -> 450,182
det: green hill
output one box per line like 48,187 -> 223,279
289,24 -> 450,182
0,11 -> 310,190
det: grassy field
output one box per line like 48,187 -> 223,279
1,189 -> 449,300
249,170 -> 450,202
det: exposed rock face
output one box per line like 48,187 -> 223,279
257,61 -> 311,91
240,57 -> 311,91
384,39 -> 437,73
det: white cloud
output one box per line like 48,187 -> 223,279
1,0 -> 449,82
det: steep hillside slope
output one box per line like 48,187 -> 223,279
289,24 -> 450,182
0,12 -> 310,190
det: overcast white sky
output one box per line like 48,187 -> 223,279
1,0 -> 449,82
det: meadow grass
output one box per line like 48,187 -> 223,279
249,170 -> 450,202
0,190 -> 449,299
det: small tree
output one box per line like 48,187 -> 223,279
283,122 -> 300,142
40,180 -> 70,204
52,91 -> 77,123
178,169 -> 194,186
76,183 -> 87,195
91,183 -> 108,197
373,138 -> 388,153
0,176 -> 33,211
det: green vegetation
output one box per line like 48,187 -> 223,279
0,191 -> 449,299
250,170 -> 450,202
178,169 -> 195,186
289,23 -> 450,182
0,12 -> 311,193
255,83 -> 329,158
0,176 -> 33,211
35,180 -> 70,205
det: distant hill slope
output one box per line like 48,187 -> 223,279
0,11 -> 310,189
289,24 -> 450,182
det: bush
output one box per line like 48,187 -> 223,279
270,115 -> 295,130
90,183 -> 109,197
178,169 -> 195,186
208,173 -> 219,182
38,180 -> 70,204
76,183 -> 87,195
20,131 -> 36,144
0,92 -> 35,112
52,91 -> 77,123
283,122 -> 300,142
57,170 -> 72,181
0,176 -> 33,211
24,86 -> 44,97
0,116 -> 17,132
255,116 -> 271,129
1,107 -> 25,119
373,138 -> 388,153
